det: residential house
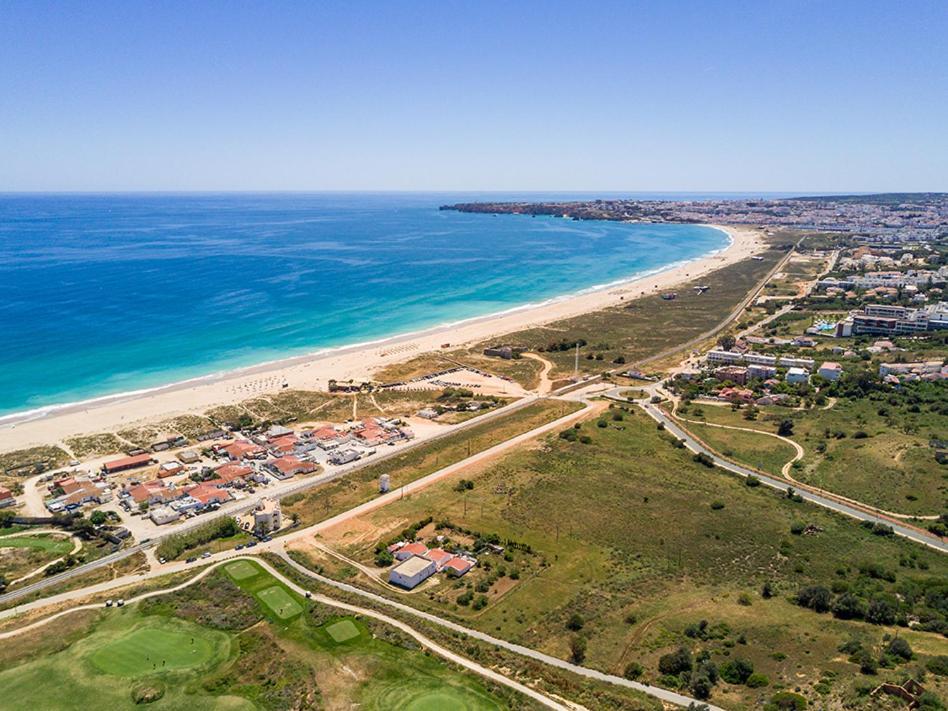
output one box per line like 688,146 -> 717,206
266,456 -> 316,479
817,362 -> 843,381
0,486 -> 15,508
786,367 -> 810,384
388,556 -> 437,589
394,542 -> 428,561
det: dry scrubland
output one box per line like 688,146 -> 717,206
309,408 -> 948,710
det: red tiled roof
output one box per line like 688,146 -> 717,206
269,456 -> 315,474
400,542 -> 428,556
103,453 -> 153,472
425,548 -> 453,564
0,487 -> 13,499
215,463 -> 252,483
444,557 -> 473,572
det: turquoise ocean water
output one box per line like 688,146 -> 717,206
0,193 -> 730,418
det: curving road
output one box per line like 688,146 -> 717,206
617,389 -> 947,553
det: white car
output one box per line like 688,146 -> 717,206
105,599 -> 113,607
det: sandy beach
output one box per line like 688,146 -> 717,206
0,224 -> 765,452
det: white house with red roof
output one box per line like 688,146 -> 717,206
394,542 -> 428,561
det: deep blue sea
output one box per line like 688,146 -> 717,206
0,192 -> 732,417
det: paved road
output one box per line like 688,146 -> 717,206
276,550 -> 724,711
621,391 -> 947,553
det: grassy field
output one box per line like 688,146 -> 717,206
310,409 -> 948,710
0,533 -> 76,582
0,562 -> 527,710
463,247 -> 787,381
282,397 -> 582,527
679,418 -> 799,477
678,391 -> 946,516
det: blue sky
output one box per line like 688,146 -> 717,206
1,1 -> 946,192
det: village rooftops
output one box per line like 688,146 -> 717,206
395,542 -> 428,560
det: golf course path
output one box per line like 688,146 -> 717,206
0,556 -> 569,710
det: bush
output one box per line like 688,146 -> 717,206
374,549 -> 394,567
831,593 -> 867,620
623,662 -> 643,680
569,636 -> 587,664
796,585 -> 832,613
927,655 -> 948,676
738,592 -> 752,606
764,691 -> 807,711
886,637 -> 913,661
746,672 -> 770,688
720,658 -> 754,684
866,597 -> 897,625
693,452 -> 715,468
710,501 -> 725,510
777,419 -> 794,436
472,595 -> 488,610
745,475 -> 761,487
658,646 -> 693,675
790,521 -> 805,535
566,613 -> 585,631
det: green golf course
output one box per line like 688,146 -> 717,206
0,560 -> 520,709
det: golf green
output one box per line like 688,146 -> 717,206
370,681 -> 501,710
0,535 -> 73,554
325,619 -> 360,643
257,585 -> 303,620
226,560 -> 259,581
88,622 -> 220,677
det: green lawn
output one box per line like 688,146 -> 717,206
0,564 -> 528,710
257,585 -> 303,620
0,534 -> 74,554
89,620 -> 221,676
325,618 -> 361,643
225,560 -> 258,581
680,420 -> 798,476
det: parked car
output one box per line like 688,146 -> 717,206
201,551 -> 211,559
234,544 -> 244,551
158,557 -> 166,564
105,599 -> 113,607
186,556 -> 197,563
116,599 -> 125,607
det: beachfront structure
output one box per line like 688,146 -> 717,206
388,556 -> 437,590
837,302 -> 948,337
47,476 -> 111,512
329,449 -> 361,466
254,499 -> 282,533
786,367 -> 810,384
177,449 -> 201,464
706,350 -> 778,367
102,453 -> 154,475
818,362 -> 843,381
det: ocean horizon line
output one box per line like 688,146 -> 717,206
0,226 -> 731,426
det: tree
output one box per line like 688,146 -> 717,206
89,510 -> 107,526
569,636 -> 587,664
691,671 -> 713,700
761,581 -> 774,599
658,646 -> 693,675
777,419 -> 794,436
717,335 -> 736,351
566,613 -> 585,631
374,549 -> 394,567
